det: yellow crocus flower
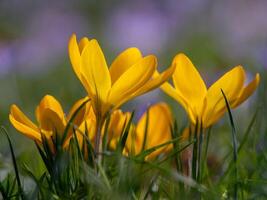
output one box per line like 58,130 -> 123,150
68,34 -> 175,120
9,95 -> 90,153
161,53 -> 260,128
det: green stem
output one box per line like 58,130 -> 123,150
94,117 -> 103,164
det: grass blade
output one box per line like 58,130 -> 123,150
1,126 -> 25,200
119,111 -> 135,153
221,89 -> 238,200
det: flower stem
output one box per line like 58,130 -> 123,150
94,117 -> 103,165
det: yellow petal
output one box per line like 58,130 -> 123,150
78,37 -> 90,53
9,105 -> 41,142
108,110 -> 131,138
108,55 -> 156,106
81,39 -> 111,104
67,96 -> 90,125
39,109 -> 66,134
160,82 -> 187,109
68,34 -> 91,91
108,110 -> 132,150
77,118 -> 97,146
36,95 -> 66,134
113,63 -> 175,110
69,34 -> 82,80
232,73 -> 260,108
159,81 -> 197,123
132,62 -> 176,99
172,53 -> 207,116
202,66 -> 245,127
133,103 -> 173,159
109,47 -> 142,84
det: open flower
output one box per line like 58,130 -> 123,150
9,95 -> 90,153
161,53 -> 260,128
68,34 -> 175,120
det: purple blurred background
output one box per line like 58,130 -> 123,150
1,0 -> 266,74
0,0 -> 266,124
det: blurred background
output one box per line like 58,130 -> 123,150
0,0 -> 266,179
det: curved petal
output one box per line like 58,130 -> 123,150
108,110 -> 131,138
108,55 -> 156,106
9,105 -> 41,142
133,62 -> 176,98
69,34 -> 82,80
160,82 -> 187,110
172,53 -> 207,116
202,66 -> 245,127
76,118 -> 97,146
39,109 -> 66,134
160,81 -> 197,123
108,110 -> 132,150
68,34 -> 90,90
81,39 -> 111,103
36,95 -> 66,134
232,73 -> 260,108
109,47 -> 142,84
67,96 -> 91,126
133,103 -> 173,159
114,64 -> 176,109
78,37 -> 90,53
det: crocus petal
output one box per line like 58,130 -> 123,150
109,47 -> 142,84
77,118 -> 97,146
133,62 -> 176,98
133,103 -> 173,159
160,82 -> 187,108
108,55 -> 156,106
78,37 -> 90,53
67,96 -> 90,125
202,66 -> 245,127
36,95 -> 66,133
69,34 -> 82,80
81,39 -> 111,104
161,83 -> 197,124
172,53 -> 207,116
38,109 -> 66,134
69,34 -> 91,90
108,110 -> 131,138
107,110 -> 132,150
114,64 -> 176,109
9,105 -> 41,142
232,73 -> 260,108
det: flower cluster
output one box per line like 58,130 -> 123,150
9,34 -> 260,161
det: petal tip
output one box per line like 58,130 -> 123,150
146,55 -> 157,66
69,33 -> 77,44
173,53 -> 189,62
256,73 -> 260,82
10,104 -> 17,113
